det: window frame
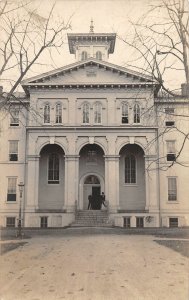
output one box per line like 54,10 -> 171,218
167,177 -> 177,201
123,217 -> 131,228
81,51 -> 88,61
40,216 -> 48,228
166,140 -> 176,161
44,103 -> 50,124
82,103 -> 90,124
10,109 -> 19,127
93,102 -> 102,124
136,217 -> 144,228
169,217 -> 178,228
124,154 -> 137,184
133,103 -> 140,124
6,217 -> 16,227
7,177 -> 17,202
48,153 -> 60,184
55,103 -> 62,124
121,102 -> 129,124
9,140 -> 18,161
96,51 -> 102,60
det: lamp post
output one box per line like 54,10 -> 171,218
17,182 -> 24,238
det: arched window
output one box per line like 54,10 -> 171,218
96,51 -> 102,60
125,154 -> 136,183
84,175 -> 100,184
81,51 -> 88,61
55,103 -> 62,124
122,103 -> 129,123
83,103 -> 90,124
94,102 -> 102,124
134,104 -> 140,123
48,153 -> 59,184
44,104 -> 50,123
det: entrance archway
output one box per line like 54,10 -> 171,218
79,144 -> 105,209
84,175 -> 101,209
119,143 -> 146,210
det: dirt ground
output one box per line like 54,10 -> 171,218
0,229 -> 188,300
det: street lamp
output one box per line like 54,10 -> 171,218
17,182 -> 24,238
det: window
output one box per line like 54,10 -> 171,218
84,175 -> 100,184
94,102 -> 102,124
169,218 -> 178,228
122,103 -> 129,124
55,103 -> 62,124
168,177 -> 177,201
134,104 -> 140,123
40,216 -> 48,228
96,51 -> 102,60
87,150 -> 97,163
82,103 -> 90,124
165,108 -> 175,114
136,217 -> 144,228
125,155 -> 136,184
81,51 -> 88,61
123,217 -> 131,228
165,121 -> 175,127
165,108 -> 175,127
48,153 -> 59,184
44,104 -> 50,123
7,177 -> 17,201
166,140 -> 176,161
6,217 -> 16,227
10,109 -> 19,126
9,141 -> 18,161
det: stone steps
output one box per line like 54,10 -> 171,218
71,210 -> 112,227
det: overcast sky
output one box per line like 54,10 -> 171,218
1,0 -> 188,91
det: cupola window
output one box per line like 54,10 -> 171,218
81,51 -> 88,61
96,51 -> 102,60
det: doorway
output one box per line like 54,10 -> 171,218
82,175 -> 102,209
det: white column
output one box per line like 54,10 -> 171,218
26,155 -> 40,210
64,155 -> 80,212
144,155 -> 159,212
104,155 -> 120,212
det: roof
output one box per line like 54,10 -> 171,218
67,33 -> 116,54
21,58 -> 156,85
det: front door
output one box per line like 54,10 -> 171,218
92,186 -> 101,209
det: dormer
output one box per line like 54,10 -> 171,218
67,20 -> 116,62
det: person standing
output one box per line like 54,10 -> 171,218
88,194 -> 93,210
100,192 -> 106,208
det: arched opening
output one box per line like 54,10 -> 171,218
96,51 -> 102,60
119,144 -> 146,211
39,144 -> 65,210
81,51 -> 88,61
79,144 -> 105,209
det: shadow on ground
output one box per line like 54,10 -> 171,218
154,240 -> 189,258
0,242 -> 28,255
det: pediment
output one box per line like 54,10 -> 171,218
21,59 -> 156,89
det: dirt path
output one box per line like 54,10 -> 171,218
0,232 -> 188,300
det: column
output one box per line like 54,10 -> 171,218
144,155 -> 159,212
26,155 -> 40,210
64,155 -> 80,212
104,155 -> 120,212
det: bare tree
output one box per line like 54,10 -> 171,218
0,0 -> 71,104
118,0 -> 189,96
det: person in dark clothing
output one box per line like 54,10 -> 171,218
88,194 -> 93,210
100,192 -> 106,208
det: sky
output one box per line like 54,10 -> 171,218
1,0 -> 188,92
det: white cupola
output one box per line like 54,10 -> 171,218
67,20 -> 116,62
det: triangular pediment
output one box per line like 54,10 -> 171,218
21,59 -> 156,89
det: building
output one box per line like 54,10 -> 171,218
0,24 -> 189,229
